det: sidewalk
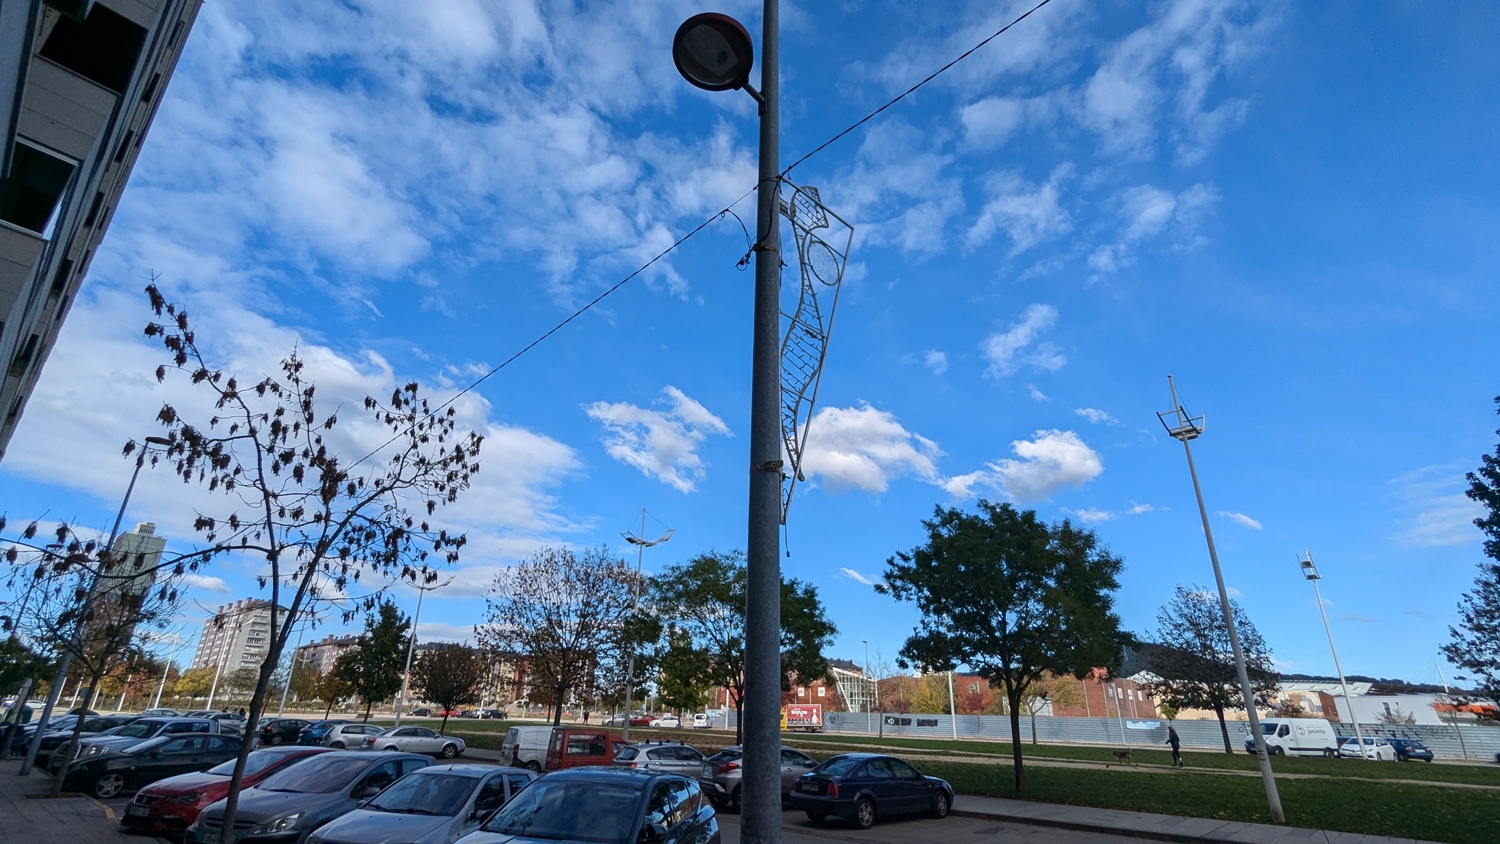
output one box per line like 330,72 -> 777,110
0,768 -> 155,844
951,794 -> 1439,844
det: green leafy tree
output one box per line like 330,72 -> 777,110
1443,396 -> 1500,700
411,643 -> 484,734
648,550 -> 837,744
879,501 -> 1127,792
655,626 -> 710,714
1142,586 -> 1277,753
175,666 -> 216,700
314,668 -> 350,718
336,601 -> 410,720
0,637 -> 52,694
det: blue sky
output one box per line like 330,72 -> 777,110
3,0 -> 1498,689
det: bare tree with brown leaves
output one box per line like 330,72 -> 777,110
137,284 -> 482,839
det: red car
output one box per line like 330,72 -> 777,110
118,745 -> 330,835
630,715 -> 652,726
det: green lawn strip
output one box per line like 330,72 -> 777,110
781,733 -> 1500,787
918,760 -> 1498,844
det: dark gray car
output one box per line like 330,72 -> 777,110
304,764 -> 535,844
60,718 -> 219,771
698,745 -> 817,811
184,750 -> 430,844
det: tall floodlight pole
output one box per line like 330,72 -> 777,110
672,8 -> 780,844
621,509 -> 674,743
1157,376 -> 1285,824
1296,551 -> 1367,760
394,575 -> 454,727
863,640 -> 871,734
947,671 -> 958,740
277,610 -> 317,717
22,436 -> 170,774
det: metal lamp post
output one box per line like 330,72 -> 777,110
1297,550 -> 1367,760
621,509 -> 674,743
22,435 -> 170,774
863,640 -> 871,734
394,575 -> 454,727
1157,377 -> 1284,823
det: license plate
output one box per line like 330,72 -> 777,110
126,805 -> 149,817
798,782 -> 817,793
201,833 -> 219,844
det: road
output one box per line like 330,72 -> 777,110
719,809 -> 1143,844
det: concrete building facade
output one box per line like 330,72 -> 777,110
0,0 -> 202,460
191,599 -> 285,676
295,634 -> 359,677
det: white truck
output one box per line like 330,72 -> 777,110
1243,717 -> 1339,757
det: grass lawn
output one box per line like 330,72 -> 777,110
918,759 -> 1499,844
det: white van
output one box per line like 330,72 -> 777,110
501,726 -> 555,771
691,713 -> 711,730
1242,718 -> 1339,757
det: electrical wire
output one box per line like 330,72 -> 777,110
345,0 -> 1057,472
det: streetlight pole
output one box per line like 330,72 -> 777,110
153,632 -> 187,710
1297,550 -> 1367,760
277,614 -> 312,717
1158,377 -> 1284,824
947,671 -> 957,740
863,640 -> 871,734
621,509 -> 674,743
395,576 -> 454,727
22,436 -> 169,774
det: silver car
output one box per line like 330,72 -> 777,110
364,725 -> 466,758
322,722 -> 383,749
699,745 -> 817,811
305,763 -> 535,844
613,742 -> 706,776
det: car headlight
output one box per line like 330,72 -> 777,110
86,746 -> 108,756
251,813 -> 303,835
164,792 -> 202,804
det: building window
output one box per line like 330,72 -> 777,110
38,5 -> 148,94
817,686 -> 825,698
140,72 -> 161,103
113,131 -> 135,163
0,143 -> 75,234
49,259 -> 74,298
8,334 -> 40,378
83,191 -> 105,227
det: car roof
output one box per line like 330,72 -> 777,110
320,749 -> 429,761
252,745 -> 332,757
409,763 -> 503,779
542,766 -> 670,783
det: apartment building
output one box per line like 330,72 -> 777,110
191,599 -> 286,675
0,0 -> 202,460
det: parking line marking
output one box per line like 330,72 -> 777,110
87,796 -> 116,819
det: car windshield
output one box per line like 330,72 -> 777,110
1258,722 -> 1279,735
209,750 -> 303,777
258,755 -> 371,793
112,721 -> 164,739
364,773 -> 475,816
615,748 -> 639,761
813,756 -> 863,777
481,778 -> 642,842
123,737 -> 172,755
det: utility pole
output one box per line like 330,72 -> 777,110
394,576 -> 453,727
1158,376 -> 1284,824
1297,551 -> 1367,760
947,671 -> 957,740
621,509 -> 673,743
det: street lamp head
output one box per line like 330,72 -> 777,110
144,436 -> 171,446
1297,550 -> 1319,580
672,13 -> 754,92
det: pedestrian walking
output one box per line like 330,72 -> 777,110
1166,725 -> 1183,767
582,710 -> 590,725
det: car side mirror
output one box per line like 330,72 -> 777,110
358,785 -> 382,798
640,822 -> 669,843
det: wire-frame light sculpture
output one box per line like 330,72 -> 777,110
777,180 -> 854,524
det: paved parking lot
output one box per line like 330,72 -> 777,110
719,809 -> 1142,844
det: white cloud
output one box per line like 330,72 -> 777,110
839,568 -> 881,587
182,574 -> 232,594
1217,511 -> 1263,530
837,120 -> 964,255
1390,464 -> 1485,548
584,386 -> 731,493
959,93 -> 1061,151
1073,508 -> 1114,524
1127,503 -> 1156,515
966,164 -> 1074,254
1027,385 -> 1050,402
1335,613 -> 1377,624
1074,408 -> 1119,425
944,430 -> 1103,502
923,350 -> 949,375
1089,183 -> 1220,275
799,405 -> 942,494
982,304 -> 1065,378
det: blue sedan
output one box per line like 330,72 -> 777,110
788,753 -> 953,829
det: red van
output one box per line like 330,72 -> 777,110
544,728 -> 627,771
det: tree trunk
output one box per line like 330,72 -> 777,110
552,686 -> 565,726
439,711 -> 449,735
1030,708 -> 1037,745
734,692 -> 744,745
1008,688 -> 1026,792
324,698 -> 333,719
50,663 -> 107,797
1214,704 -> 1232,753
217,646 -> 278,843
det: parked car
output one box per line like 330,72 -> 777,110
613,741 -> 706,776
33,714 -> 138,767
501,725 -> 554,772
629,715 -> 652,727
788,753 -> 953,829
320,722 -> 384,749
650,715 -> 682,729
64,717 -> 221,770
544,728 -> 628,772
1243,718 -> 1338,757
120,746 -> 331,836
184,750 -> 432,844
1387,738 -> 1434,762
183,710 -> 219,718
138,708 -> 183,718
210,713 -> 247,735
480,709 -> 507,720
363,725 -> 466,758
62,733 -> 244,799
457,709 -> 481,719
296,720 -> 351,745
7,713 -> 82,755
256,718 -> 310,746
600,714 -> 627,727
457,767 -> 719,844
410,707 -> 433,717
698,745 -> 817,812
1338,736 -> 1397,761
691,713 -> 712,730
305,763 -> 537,844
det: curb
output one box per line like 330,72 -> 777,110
950,807 -> 1217,844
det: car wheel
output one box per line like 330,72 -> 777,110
1322,749 -> 1335,759
930,791 -> 950,819
1273,746 -> 1285,757
330,741 -> 345,749
525,761 -> 541,773
852,797 -> 876,830
729,786 -> 742,814
441,743 -> 459,759
384,745 -> 400,751
806,811 -> 827,823
269,733 -> 283,746
93,773 -> 125,799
